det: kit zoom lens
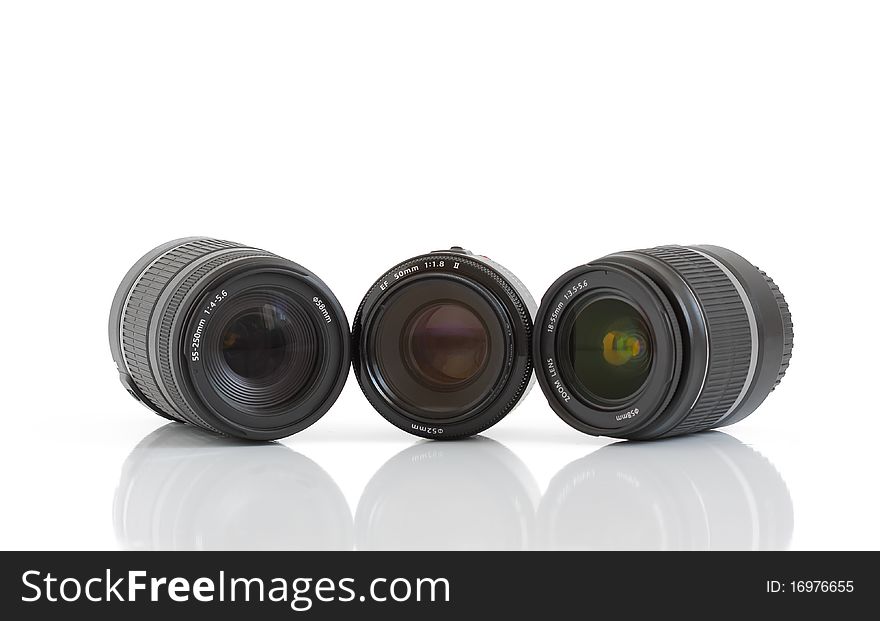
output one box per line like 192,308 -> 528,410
534,245 -> 793,440
352,247 -> 535,439
109,237 -> 350,440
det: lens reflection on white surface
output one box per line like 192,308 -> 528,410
355,437 -> 539,550
538,432 -> 793,550
114,426 -> 791,551
114,424 -> 353,550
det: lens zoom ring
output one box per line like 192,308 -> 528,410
758,269 -> 794,389
120,238 -> 242,424
156,249 -> 273,431
638,246 -> 752,435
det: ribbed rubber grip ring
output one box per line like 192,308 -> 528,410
154,248 -> 273,431
119,238 -> 241,426
637,246 -> 753,435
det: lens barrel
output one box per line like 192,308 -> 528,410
352,247 -> 535,439
109,237 -> 350,440
534,245 -> 793,440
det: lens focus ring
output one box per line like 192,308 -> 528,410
637,246 -> 754,435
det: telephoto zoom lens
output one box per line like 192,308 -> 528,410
534,245 -> 793,440
352,247 -> 535,439
109,237 -> 350,440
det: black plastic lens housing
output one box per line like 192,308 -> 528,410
352,247 -> 535,439
109,237 -> 350,440
534,245 -> 793,440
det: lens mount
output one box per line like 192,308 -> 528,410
352,248 -> 535,439
110,238 -> 350,440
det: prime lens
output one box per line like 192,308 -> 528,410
534,245 -> 793,440
352,247 -> 535,439
109,237 -> 350,440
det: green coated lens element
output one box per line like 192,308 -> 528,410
568,298 -> 653,403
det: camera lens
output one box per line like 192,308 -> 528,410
352,247 -> 535,439
109,237 -> 350,440
534,245 -> 793,440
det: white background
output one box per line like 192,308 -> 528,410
1,1 -> 877,550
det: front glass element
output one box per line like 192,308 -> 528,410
404,302 -> 490,389
568,298 -> 652,403
222,306 -> 292,380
